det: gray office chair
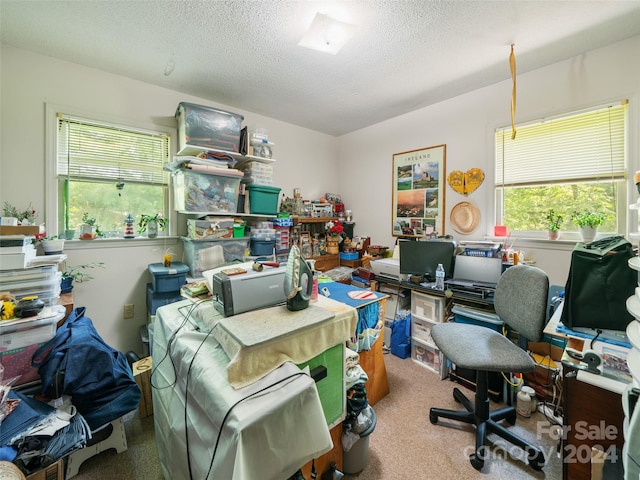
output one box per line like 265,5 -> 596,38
429,264 -> 549,471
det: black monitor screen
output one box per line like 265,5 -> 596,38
399,240 -> 455,280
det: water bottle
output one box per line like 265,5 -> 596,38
435,263 -> 445,291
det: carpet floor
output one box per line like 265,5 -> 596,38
71,352 -> 563,479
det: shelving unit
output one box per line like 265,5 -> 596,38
410,290 -> 446,377
292,216 -> 340,272
176,145 -> 277,170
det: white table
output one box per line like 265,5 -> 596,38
152,298 -> 356,480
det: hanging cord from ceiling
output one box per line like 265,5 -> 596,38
510,44 -> 517,140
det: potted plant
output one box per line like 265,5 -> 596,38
138,213 -> 167,238
36,235 -> 65,255
545,209 -> 563,240
571,210 -> 606,243
80,212 -> 98,240
3,201 -> 37,225
60,261 -> 105,293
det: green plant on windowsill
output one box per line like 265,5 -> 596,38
138,214 -> 167,233
570,210 -> 606,228
545,209 -> 563,232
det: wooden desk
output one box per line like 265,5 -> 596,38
55,292 -> 74,327
546,304 -> 627,479
563,364 -> 625,480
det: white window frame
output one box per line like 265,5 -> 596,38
45,103 -> 177,238
493,100 -> 631,241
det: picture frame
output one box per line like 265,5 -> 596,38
392,144 -> 446,237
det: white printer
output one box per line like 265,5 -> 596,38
369,257 -> 408,282
208,265 -> 287,317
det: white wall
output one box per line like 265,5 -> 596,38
2,35 -> 640,352
0,45 -> 338,354
337,35 -> 640,286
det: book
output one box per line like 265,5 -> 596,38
0,249 -> 36,270
0,244 -> 35,255
0,235 -> 34,248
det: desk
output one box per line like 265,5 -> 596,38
153,299 -> 355,480
545,304 -> 628,479
321,281 -> 390,406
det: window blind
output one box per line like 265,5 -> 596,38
57,114 -> 170,185
495,102 -> 627,186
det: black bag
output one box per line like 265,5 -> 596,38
561,236 -> 636,331
32,307 -> 140,430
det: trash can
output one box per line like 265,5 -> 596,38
342,407 -> 377,474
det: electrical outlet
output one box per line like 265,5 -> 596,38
124,304 -> 134,319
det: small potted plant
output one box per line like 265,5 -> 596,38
545,209 -> 563,240
138,213 -> 167,238
60,261 -> 105,293
571,210 -> 606,243
80,212 -> 98,240
35,234 -> 65,255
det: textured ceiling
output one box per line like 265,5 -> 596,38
2,0 -> 640,136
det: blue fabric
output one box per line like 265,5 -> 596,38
0,391 -> 54,447
31,307 -> 140,430
321,281 -> 381,336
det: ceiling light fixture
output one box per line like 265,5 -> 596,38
298,12 -> 357,55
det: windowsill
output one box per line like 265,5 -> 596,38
63,236 -> 180,250
484,236 -> 581,252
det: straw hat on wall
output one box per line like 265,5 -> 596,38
450,201 -> 481,234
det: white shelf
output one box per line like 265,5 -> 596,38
177,145 -> 277,168
178,211 -> 276,218
627,296 -> 640,321
627,321 -> 640,351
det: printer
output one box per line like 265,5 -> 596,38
369,257 -> 408,282
211,265 -> 287,317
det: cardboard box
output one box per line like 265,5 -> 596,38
133,357 -> 153,418
525,341 -> 563,403
0,225 -> 44,236
26,458 -> 64,480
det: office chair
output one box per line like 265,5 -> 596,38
429,264 -> 549,471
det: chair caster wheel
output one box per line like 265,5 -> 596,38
429,411 -> 438,424
469,453 -> 484,471
527,449 -> 545,471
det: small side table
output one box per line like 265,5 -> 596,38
55,292 -> 74,327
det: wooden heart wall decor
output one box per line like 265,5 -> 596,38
447,168 -> 485,196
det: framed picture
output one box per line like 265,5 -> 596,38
392,144 -> 446,237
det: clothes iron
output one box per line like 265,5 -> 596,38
284,245 -> 313,311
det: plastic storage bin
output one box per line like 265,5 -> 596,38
175,102 -> 244,154
411,337 -> 442,373
411,317 -> 434,345
146,283 -> 184,315
451,304 -> 504,332
173,169 -> 241,213
148,262 -> 189,293
411,291 -> 444,323
246,184 -> 281,215
182,237 -> 249,277
187,218 -> 235,240
250,238 -> 275,256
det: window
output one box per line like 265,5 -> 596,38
52,112 -> 171,238
495,101 -> 628,238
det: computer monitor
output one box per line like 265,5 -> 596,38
399,239 -> 456,281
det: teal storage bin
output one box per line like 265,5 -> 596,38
246,184 -> 281,215
451,305 -> 503,332
148,262 -> 189,293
